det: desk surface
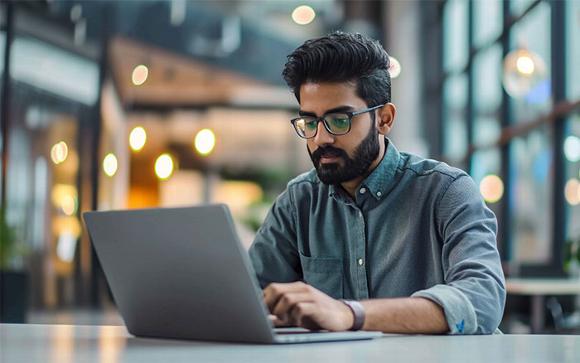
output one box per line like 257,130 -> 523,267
506,278 -> 580,295
1,324 -> 579,363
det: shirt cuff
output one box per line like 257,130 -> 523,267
411,284 -> 477,335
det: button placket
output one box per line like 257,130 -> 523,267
355,208 -> 369,299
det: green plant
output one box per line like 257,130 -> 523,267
0,209 -> 26,270
563,238 -> 580,276
240,201 -> 273,232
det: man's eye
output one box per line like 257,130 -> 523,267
330,117 -> 349,130
305,120 -> 318,130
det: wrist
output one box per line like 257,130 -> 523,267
340,300 -> 365,331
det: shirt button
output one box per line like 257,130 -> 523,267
359,188 -> 366,194
358,258 -> 364,266
377,191 -> 382,197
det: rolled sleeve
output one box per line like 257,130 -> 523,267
411,284 -> 477,334
415,175 -> 506,334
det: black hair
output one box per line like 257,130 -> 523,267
282,31 -> 391,107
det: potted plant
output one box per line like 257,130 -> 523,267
0,208 -> 29,323
564,237 -> 580,279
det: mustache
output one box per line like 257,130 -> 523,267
311,146 -> 347,162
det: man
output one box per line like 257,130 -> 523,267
249,32 -> 505,334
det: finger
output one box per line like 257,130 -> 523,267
272,292 -> 314,320
268,314 -> 287,327
263,282 -> 310,310
289,302 -> 322,330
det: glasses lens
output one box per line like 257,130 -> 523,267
324,113 -> 351,135
293,117 -> 318,138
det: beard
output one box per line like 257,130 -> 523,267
308,125 -> 381,185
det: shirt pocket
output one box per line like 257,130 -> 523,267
298,251 -> 343,299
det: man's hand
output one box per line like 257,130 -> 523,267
263,282 -> 354,331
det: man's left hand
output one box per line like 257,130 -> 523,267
263,281 -> 354,331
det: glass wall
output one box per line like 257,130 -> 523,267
1,15 -> 99,316
509,2 -> 552,120
564,0 -> 580,265
511,128 -> 553,264
443,74 -> 468,168
473,45 -> 502,147
439,0 -> 578,275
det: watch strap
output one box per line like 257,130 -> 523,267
340,299 -> 365,331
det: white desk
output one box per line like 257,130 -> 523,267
506,278 -> 580,333
1,324 -> 579,363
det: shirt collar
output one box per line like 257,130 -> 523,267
361,137 -> 400,200
328,137 -> 401,201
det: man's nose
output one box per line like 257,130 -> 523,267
313,120 -> 334,146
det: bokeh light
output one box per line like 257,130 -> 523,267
194,128 -> 216,156
155,153 -> 174,180
516,55 -> 535,75
388,56 -> 402,79
50,141 -> 68,165
564,135 -> 580,162
292,5 -> 316,25
479,175 -> 504,203
51,184 -> 78,215
129,126 -> 147,152
132,64 -> 149,86
564,179 -> 580,206
61,194 -> 77,216
503,49 -> 546,98
103,153 -> 118,177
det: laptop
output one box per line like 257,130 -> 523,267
83,204 -> 383,344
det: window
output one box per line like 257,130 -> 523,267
564,0 -> 580,245
443,0 -> 468,72
443,74 -> 468,168
473,45 -> 502,146
511,129 -> 553,264
509,2 -> 552,121
473,0 -> 503,47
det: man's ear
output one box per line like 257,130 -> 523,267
376,103 -> 396,136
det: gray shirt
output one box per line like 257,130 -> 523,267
249,139 -> 506,334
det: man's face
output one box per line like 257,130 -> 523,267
299,82 -> 381,185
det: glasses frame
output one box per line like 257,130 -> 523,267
290,104 -> 385,139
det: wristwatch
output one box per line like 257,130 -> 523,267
340,299 -> 365,331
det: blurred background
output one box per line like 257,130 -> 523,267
0,0 -> 578,334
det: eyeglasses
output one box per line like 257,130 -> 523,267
290,104 -> 384,139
